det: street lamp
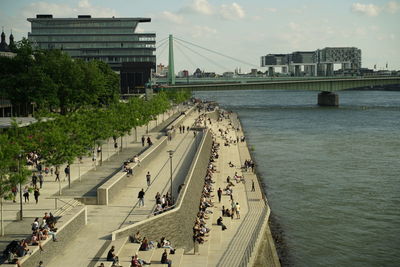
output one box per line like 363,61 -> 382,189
17,153 -> 23,220
167,150 -> 174,203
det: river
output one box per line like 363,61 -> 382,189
193,90 -> 400,267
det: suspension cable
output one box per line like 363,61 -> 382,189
156,39 -> 168,50
174,41 -> 198,70
156,36 -> 169,45
157,42 -> 168,62
174,36 -> 258,68
174,39 -> 231,72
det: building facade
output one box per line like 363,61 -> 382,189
261,47 -> 361,76
27,15 -> 156,93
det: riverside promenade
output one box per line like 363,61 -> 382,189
179,110 -> 280,267
0,104 -> 195,266
111,107 -> 280,267
1,103 -> 280,267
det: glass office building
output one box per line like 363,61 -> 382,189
27,15 -> 156,93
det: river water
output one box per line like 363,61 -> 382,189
194,90 -> 400,267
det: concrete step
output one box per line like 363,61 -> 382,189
137,249 -> 154,264
95,237 -> 128,267
169,248 -> 184,267
149,248 -> 164,264
119,242 -> 141,265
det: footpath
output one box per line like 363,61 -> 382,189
179,110 -> 280,267
112,109 -> 280,267
0,105 -> 187,264
0,104 -> 281,267
46,106 -> 199,267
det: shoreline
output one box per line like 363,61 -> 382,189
230,111 -> 282,266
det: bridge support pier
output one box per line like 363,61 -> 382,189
318,91 -> 339,107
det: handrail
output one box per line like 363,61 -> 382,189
239,208 -> 267,267
46,197 -> 77,210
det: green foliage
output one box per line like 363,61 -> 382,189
0,41 -> 120,115
162,88 -> 192,105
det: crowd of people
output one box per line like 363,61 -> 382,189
154,192 -> 174,214
192,138 -> 219,244
105,231 -> 175,267
5,212 -> 58,266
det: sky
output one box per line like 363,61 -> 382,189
1,0 -> 399,73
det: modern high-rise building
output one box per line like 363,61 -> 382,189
261,47 -> 361,77
27,14 -> 156,93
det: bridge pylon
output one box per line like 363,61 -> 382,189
168,34 -> 175,85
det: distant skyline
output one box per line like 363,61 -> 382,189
1,0 -> 399,73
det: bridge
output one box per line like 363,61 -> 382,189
155,35 -> 400,106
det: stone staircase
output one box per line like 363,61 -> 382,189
104,238 -> 185,267
52,199 -> 82,217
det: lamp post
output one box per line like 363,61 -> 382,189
17,153 -> 23,220
167,150 -> 174,202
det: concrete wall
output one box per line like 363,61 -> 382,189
19,206 -> 87,267
111,129 -> 212,251
97,137 -> 168,205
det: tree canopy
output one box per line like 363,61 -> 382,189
0,38 -> 120,115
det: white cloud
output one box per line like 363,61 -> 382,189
136,25 -> 144,33
288,22 -> 300,31
192,25 -> 217,38
386,1 -> 400,13
265,7 -> 277,13
355,27 -> 367,36
192,0 -> 213,15
78,0 -> 90,9
251,15 -> 263,21
21,0 -> 117,18
351,2 -> 400,16
160,11 -> 184,24
351,3 -> 381,16
180,0 -> 213,15
220,2 -> 245,20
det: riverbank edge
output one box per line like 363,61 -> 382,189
231,112 -> 281,267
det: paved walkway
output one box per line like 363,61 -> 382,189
46,107 -> 199,267
0,107 -> 180,257
179,110 -> 272,267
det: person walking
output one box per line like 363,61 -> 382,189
23,186 -> 29,203
34,188 -> 40,204
236,202 -> 241,219
251,180 -> 255,192
31,173 -> 38,188
54,167 -> 60,182
146,172 -> 151,187
217,188 -> 222,203
141,136 -> 145,147
11,185 -> 18,203
38,172 -> 44,189
138,189 -> 145,207
147,137 -> 152,146
64,165 -> 70,182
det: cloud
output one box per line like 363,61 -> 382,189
251,15 -> 263,21
220,3 -> 245,20
386,1 -> 400,13
192,0 -> 213,15
160,11 -> 184,24
288,22 -> 300,31
351,3 -> 381,16
21,0 -> 117,18
181,0 -> 213,15
351,1 -> 400,16
192,25 -> 217,38
265,7 -> 277,13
